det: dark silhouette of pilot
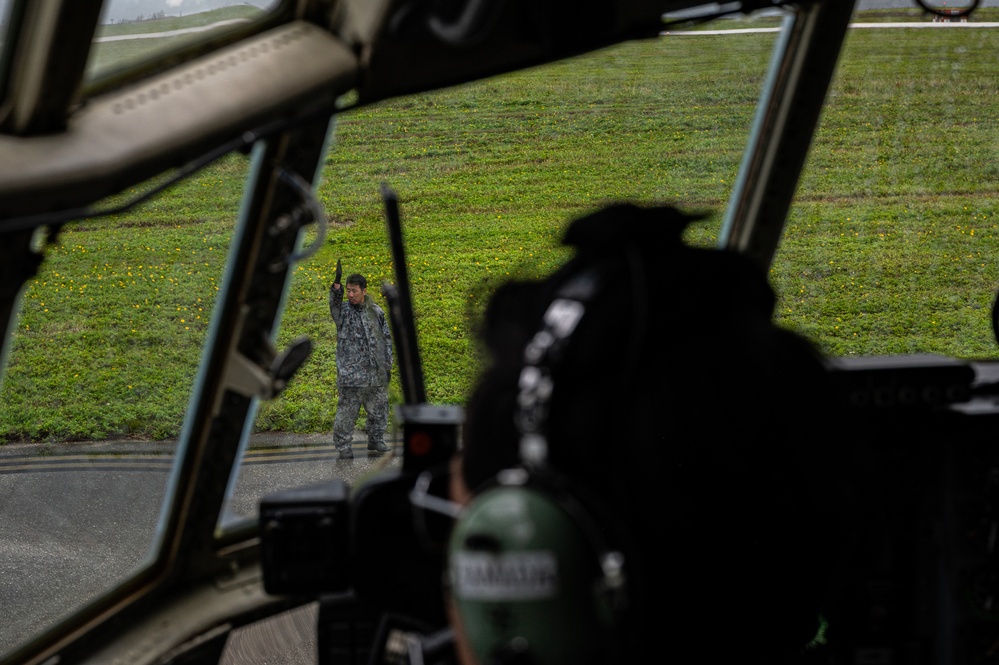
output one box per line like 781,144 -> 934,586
448,203 -> 865,665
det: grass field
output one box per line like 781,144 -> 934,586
0,11 -> 997,442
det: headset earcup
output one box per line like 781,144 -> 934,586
447,485 -> 612,665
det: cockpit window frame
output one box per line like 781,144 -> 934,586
0,0 -> 23,109
0,0 -> 297,137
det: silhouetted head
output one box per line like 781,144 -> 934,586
452,203 -> 861,664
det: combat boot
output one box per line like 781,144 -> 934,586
367,441 -> 390,454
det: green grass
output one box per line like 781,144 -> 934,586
772,26 -> 999,357
0,21 -> 997,443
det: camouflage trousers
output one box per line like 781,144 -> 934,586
333,385 -> 388,451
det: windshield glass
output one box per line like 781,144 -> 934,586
219,11 -> 782,524
0,156 -> 242,658
4,0 -> 998,660
87,0 -> 282,83
774,16 -> 999,359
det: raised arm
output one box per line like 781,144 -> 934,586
329,259 -> 344,325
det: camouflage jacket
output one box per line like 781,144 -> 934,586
329,285 -> 393,387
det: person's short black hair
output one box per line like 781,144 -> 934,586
346,273 -> 367,289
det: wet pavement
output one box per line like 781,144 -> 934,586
0,430 -> 403,662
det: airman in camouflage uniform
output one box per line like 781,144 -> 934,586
329,262 -> 393,459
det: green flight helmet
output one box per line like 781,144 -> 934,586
447,471 -> 627,665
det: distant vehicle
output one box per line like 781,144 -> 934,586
0,1 -> 997,664
932,7 -> 970,20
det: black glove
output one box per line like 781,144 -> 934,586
334,259 -> 342,286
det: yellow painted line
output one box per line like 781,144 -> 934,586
0,454 -> 170,462
0,444 -> 399,473
244,452 -> 338,462
245,447 -> 338,456
0,461 -> 172,473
